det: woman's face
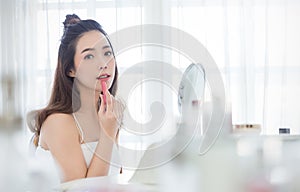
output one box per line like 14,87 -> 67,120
73,30 -> 115,93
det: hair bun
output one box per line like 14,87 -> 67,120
63,14 -> 81,30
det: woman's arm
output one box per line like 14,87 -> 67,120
41,113 -> 89,182
42,113 -> 117,182
42,91 -> 120,182
86,89 -> 120,177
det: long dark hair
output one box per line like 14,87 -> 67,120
28,14 -> 118,146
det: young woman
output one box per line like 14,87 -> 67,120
28,14 -> 123,182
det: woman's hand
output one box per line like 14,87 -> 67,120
98,89 -> 124,140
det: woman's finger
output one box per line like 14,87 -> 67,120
113,99 -> 124,125
98,94 -> 105,113
105,89 -> 113,112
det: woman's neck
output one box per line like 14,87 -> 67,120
76,83 -> 99,115
73,82 -> 101,141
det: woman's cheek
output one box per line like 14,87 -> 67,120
75,64 -> 98,89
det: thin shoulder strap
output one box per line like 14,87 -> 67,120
72,113 -> 84,143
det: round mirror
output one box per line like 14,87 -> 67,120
178,63 -> 205,115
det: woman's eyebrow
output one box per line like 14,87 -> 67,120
102,45 -> 110,49
81,48 -> 95,54
81,45 -> 110,54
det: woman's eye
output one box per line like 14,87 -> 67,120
104,51 -> 112,56
84,54 -> 94,60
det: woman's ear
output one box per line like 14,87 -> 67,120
68,68 -> 76,77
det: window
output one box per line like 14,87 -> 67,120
30,0 -> 300,140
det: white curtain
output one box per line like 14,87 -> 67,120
1,0 -> 300,138
171,0 -> 300,135
0,0 -> 37,135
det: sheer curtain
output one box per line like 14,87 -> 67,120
172,0 -> 300,135
1,0 -> 300,139
0,0 -> 37,134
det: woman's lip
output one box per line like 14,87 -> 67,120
97,77 -> 109,81
96,74 -> 110,80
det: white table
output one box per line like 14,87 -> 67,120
55,174 -> 159,192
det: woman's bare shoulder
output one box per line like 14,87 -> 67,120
40,113 -> 78,148
42,113 -> 74,129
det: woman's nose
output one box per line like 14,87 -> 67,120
98,65 -> 108,70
